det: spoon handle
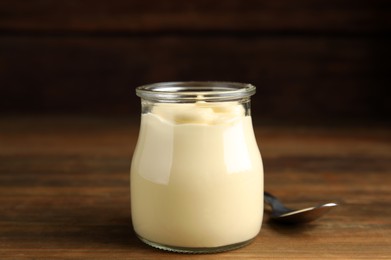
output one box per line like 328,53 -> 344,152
264,191 -> 292,216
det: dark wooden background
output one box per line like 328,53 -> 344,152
0,0 -> 390,123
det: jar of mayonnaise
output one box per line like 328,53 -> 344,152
131,82 -> 263,253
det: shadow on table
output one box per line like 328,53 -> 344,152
263,209 -> 319,236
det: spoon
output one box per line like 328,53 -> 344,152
264,191 -> 338,224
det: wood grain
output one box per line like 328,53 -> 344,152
0,0 -> 390,122
0,0 -> 389,33
0,116 -> 390,259
0,36 -> 389,120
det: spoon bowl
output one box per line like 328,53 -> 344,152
264,192 -> 338,224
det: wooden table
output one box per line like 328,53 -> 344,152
0,116 -> 390,259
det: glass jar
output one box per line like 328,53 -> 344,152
131,82 -> 263,253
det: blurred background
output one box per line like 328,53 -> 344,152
0,0 -> 390,124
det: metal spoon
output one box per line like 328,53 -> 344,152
264,191 -> 338,224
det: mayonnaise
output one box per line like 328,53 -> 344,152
131,101 -> 263,250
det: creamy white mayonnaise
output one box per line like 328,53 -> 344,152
131,102 -> 263,248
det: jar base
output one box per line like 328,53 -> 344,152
137,235 -> 255,254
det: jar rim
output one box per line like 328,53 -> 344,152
136,81 -> 256,102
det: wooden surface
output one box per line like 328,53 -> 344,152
0,116 -> 390,259
0,0 -> 390,33
1,0 -> 390,121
